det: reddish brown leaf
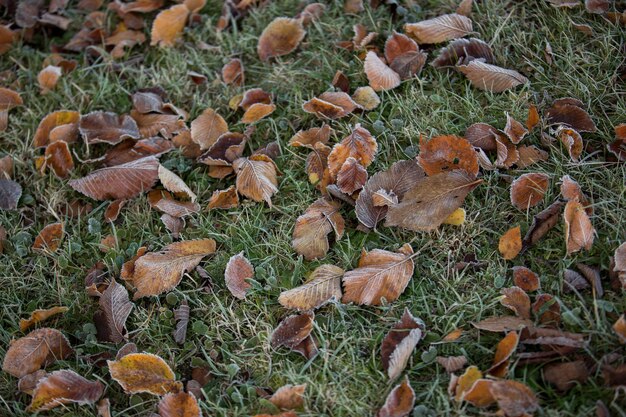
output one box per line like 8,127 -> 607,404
44,140 -> 74,178
270,311 -> 317,358
269,383 -> 306,410
222,58 -> 244,85
208,186 -> 239,209
544,361 -> 589,392
292,198 -> 344,260
432,38 -> 493,67
377,376 -> 415,417
336,157 -> 368,194
510,173 -> 549,210
158,392 -> 201,417
521,200 -> 564,252
489,380 -> 539,417
190,108 -> 229,151
33,222 -> 64,252
2,328 -> 73,378
257,17 -> 306,61
79,111 -> 140,145
546,98 -> 596,133
381,308 -> 424,380
28,370 -> 104,412
501,286 -> 530,319
224,252 -> 254,299
417,135 -> 479,177
289,124 -> 334,148
512,266 -> 540,292
564,200 -> 594,255
94,279 -> 133,343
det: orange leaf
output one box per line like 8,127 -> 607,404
289,124 -> 334,148
498,226 -> 522,260
487,331 -> 519,378
563,200 -> 594,255
158,392 -> 201,417
2,328 -> 73,378
33,110 -> 80,148
417,135 -> 479,177
292,198 -> 344,260
38,65 -> 62,94
19,306 -> 68,332
510,173 -> 549,210
108,352 -> 182,395
463,379 -> 495,407
303,92 -> 359,119
556,126 -> 583,161
224,252 -> 254,299
257,17 -> 306,61
377,376 -> 415,417
328,124 -> 377,177
613,314 -> 626,344
44,140 -> 74,178
28,370 -> 104,411
351,86 -> 380,111
241,103 -> 276,124
454,365 -> 482,401
150,4 -> 189,47
501,286 -> 530,319
208,186 -> 239,209
269,384 -> 306,410
32,222 -> 64,252
190,108 -> 229,151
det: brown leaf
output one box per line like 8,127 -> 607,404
510,173 -> 549,210
18,370 -> 48,396
224,252 -> 254,299
222,58 -> 244,85
306,143 -> 331,191
108,352 -> 182,395
19,307 -> 69,332
149,190 -> 200,218
270,311 -> 316,357
352,86 -> 380,111
489,380 -> 539,417
564,200 -> 594,255
342,243 -> 414,306
289,124 -> 333,148
385,170 -> 481,231
69,156 -> 159,201
332,70 -> 350,93
432,38 -> 493,67
563,268 -> 590,293
303,92 -> 358,119
158,165 -> 196,201
105,199 -> 126,222
381,308 -> 424,380
436,356 -> 467,373
556,126 -> 583,161
544,361 -> 589,392
150,4 -> 189,47
456,0 -> 473,16
257,17 -> 306,61
377,376 -> 415,417
532,293 -> 561,326
129,239 -> 216,299
94,279 -> 133,343
79,111 -> 140,145
512,266 -> 540,292
328,125 -> 377,178
471,316 -> 532,332
417,135 -> 479,177
501,286 -> 530,319
465,123 -> 498,151
242,103 -> 276,124
240,88 -> 272,110
522,199 -> 564,252
131,112 -> 186,139
458,60 -> 528,92
384,31 -> 418,63
38,65 -> 62,94
104,137 -> 174,167
336,157 -> 368,194
373,189 -> 398,207
390,51 -> 426,81
292,198 -> 344,260
33,222 -> 64,252
190,108 -> 229,151
344,0 -> 364,13
613,314 -> 626,344
44,140 -> 74,178
208,186 -> 239,209
560,175 -> 591,213
278,264 -> 344,311
546,98 -> 596,132
233,154 -> 278,206
158,392 -> 201,417
173,301 -> 189,344
33,110 -> 80,148
504,113 -> 528,144
404,13 -> 473,44
0,26 -> 17,57
364,51 -> 401,91
28,370 -> 104,412
516,145 -> 548,169
487,331 -> 519,378
269,384 -> 306,410
0,179 -> 21,210
2,328 -> 73,378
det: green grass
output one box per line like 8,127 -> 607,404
1,0 -> 625,416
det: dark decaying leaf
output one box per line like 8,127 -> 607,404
0,178 -> 22,210
575,263 -> 603,298
543,361 -> 589,392
94,279 -> 133,344
381,308 -> 425,380
521,200 -> 565,253
173,300 -> 189,344
79,111 -> 140,145
563,269 -> 590,293
377,376 -> 415,417
432,38 -> 493,67
28,369 -> 104,412
270,311 -> 317,359
545,98 -> 596,133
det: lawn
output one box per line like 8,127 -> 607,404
1,0 -> 625,416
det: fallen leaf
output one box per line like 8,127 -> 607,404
464,123 -> 498,151
364,51 -> 401,91
158,165 -> 196,202
44,140 -> 74,178
222,58 -> 244,85
564,200 -> 594,255
560,175 -> 591,213
149,190 -> 200,218
224,252 -> 254,299
337,157 -> 368,194
556,126 -> 583,161
173,300 -> 189,344
292,198 -> 344,260
546,98 -> 596,132
17,370 -> 47,396
233,155 -> 278,206
303,92 -> 358,119
328,124 -> 377,177
404,13 -> 473,44
105,199 -> 126,223
69,156 -> 159,201
242,103 -> 276,123
532,293 -> 561,326
443,207 -> 466,225
613,315 -> 626,344
28,370 -> 104,412
332,70 -> 350,92
471,316 -> 532,332
384,31 -> 418,63
352,86 -> 380,111
432,38 -> 493,67
563,268 -> 590,293
504,113 -> 528,144
0,179 -> 21,210
521,199 -> 564,252
512,266 -> 540,292
208,186 -> 239,209
458,60 -> 529,92
129,239 -> 216,299
33,110 -> 80,148
342,243 -> 414,306
373,189 -> 399,207
443,328 -> 463,342
487,331 -> 519,378
463,379 -> 495,407
278,264 -> 344,311
190,108 -> 229,151
344,0 -> 364,13
257,17 -> 306,61
158,392 -> 201,417
516,145 -> 549,168
32,222 -> 64,252
386,170 -> 481,231
454,366 -> 482,401
2,328 -> 73,378
381,309 -> 425,380
240,88 -> 272,110
417,135 -> 479,177
104,137 -> 174,167
108,352 -> 182,395
289,124 -> 334,148
495,134 -> 520,168
377,376 -> 415,417
510,173 -> 549,210
151,4 -> 189,47
436,356 -> 467,373
38,65 -> 62,94
501,286 -> 530,319
269,384 -> 306,410
270,311 -> 317,359
543,361 -> 589,392
94,279 -> 133,343
79,111 -> 140,145
489,380 -> 539,417
19,307 -> 69,332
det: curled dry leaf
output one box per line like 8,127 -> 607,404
191,108 -> 229,151
270,311 -> 317,358
94,279 -> 133,343
454,366 -> 482,401
342,243 -> 414,306
563,200 -> 594,255
128,239 -> 216,299
436,356 -> 467,373
104,137 -> 174,167
45,140 -> 74,178
512,266 -> 540,292
389,53 -> 427,81
19,307 -> 68,332
224,252 -> 254,299
465,123 -> 498,151
381,309 -> 424,380
132,112 -> 186,139
108,352 -> 182,395
556,126 -> 583,161
385,31 -> 418,63
404,13 -> 473,44
38,65 -> 62,94
386,170 -> 481,231
489,380 -> 539,417
208,186 -> 239,209
303,92 -> 358,119
504,113 -> 528,144
510,173 -> 549,210
496,134 -> 520,168
233,155 -> 278,206
417,135 -> 479,177
560,175 -> 591,213
149,190 -> 200,218
292,198 -> 344,260
458,60 -> 529,93
28,370 -> 104,412
158,165 -> 196,202
79,111 -> 140,145
222,58 -> 244,85
328,125 -> 377,177
240,88 -> 272,110
546,98 -> 596,133
499,226 -> 522,260
352,86 -> 380,111
289,124 -> 333,148
69,156 -> 159,201
33,222 -> 64,252
544,361 -> 589,392
364,51 -> 401,91
151,4 -> 189,47
258,17 -> 306,61
501,286 -> 531,319
377,376 -> 415,417
105,199 -> 126,223
432,38 -> 493,67
173,300 -> 189,344
332,70 -> 350,93
487,331 -> 519,378
158,392 -> 201,417
337,157 -> 368,194
2,328 -> 73,378
18,370 -> 47,395
0,179 -> 21,210
278,264 -> 344,311
269,384 -> 306,410
33,110 -> 80,148
521,199 -> 564,252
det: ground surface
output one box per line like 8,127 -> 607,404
1,0 -> 625,416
